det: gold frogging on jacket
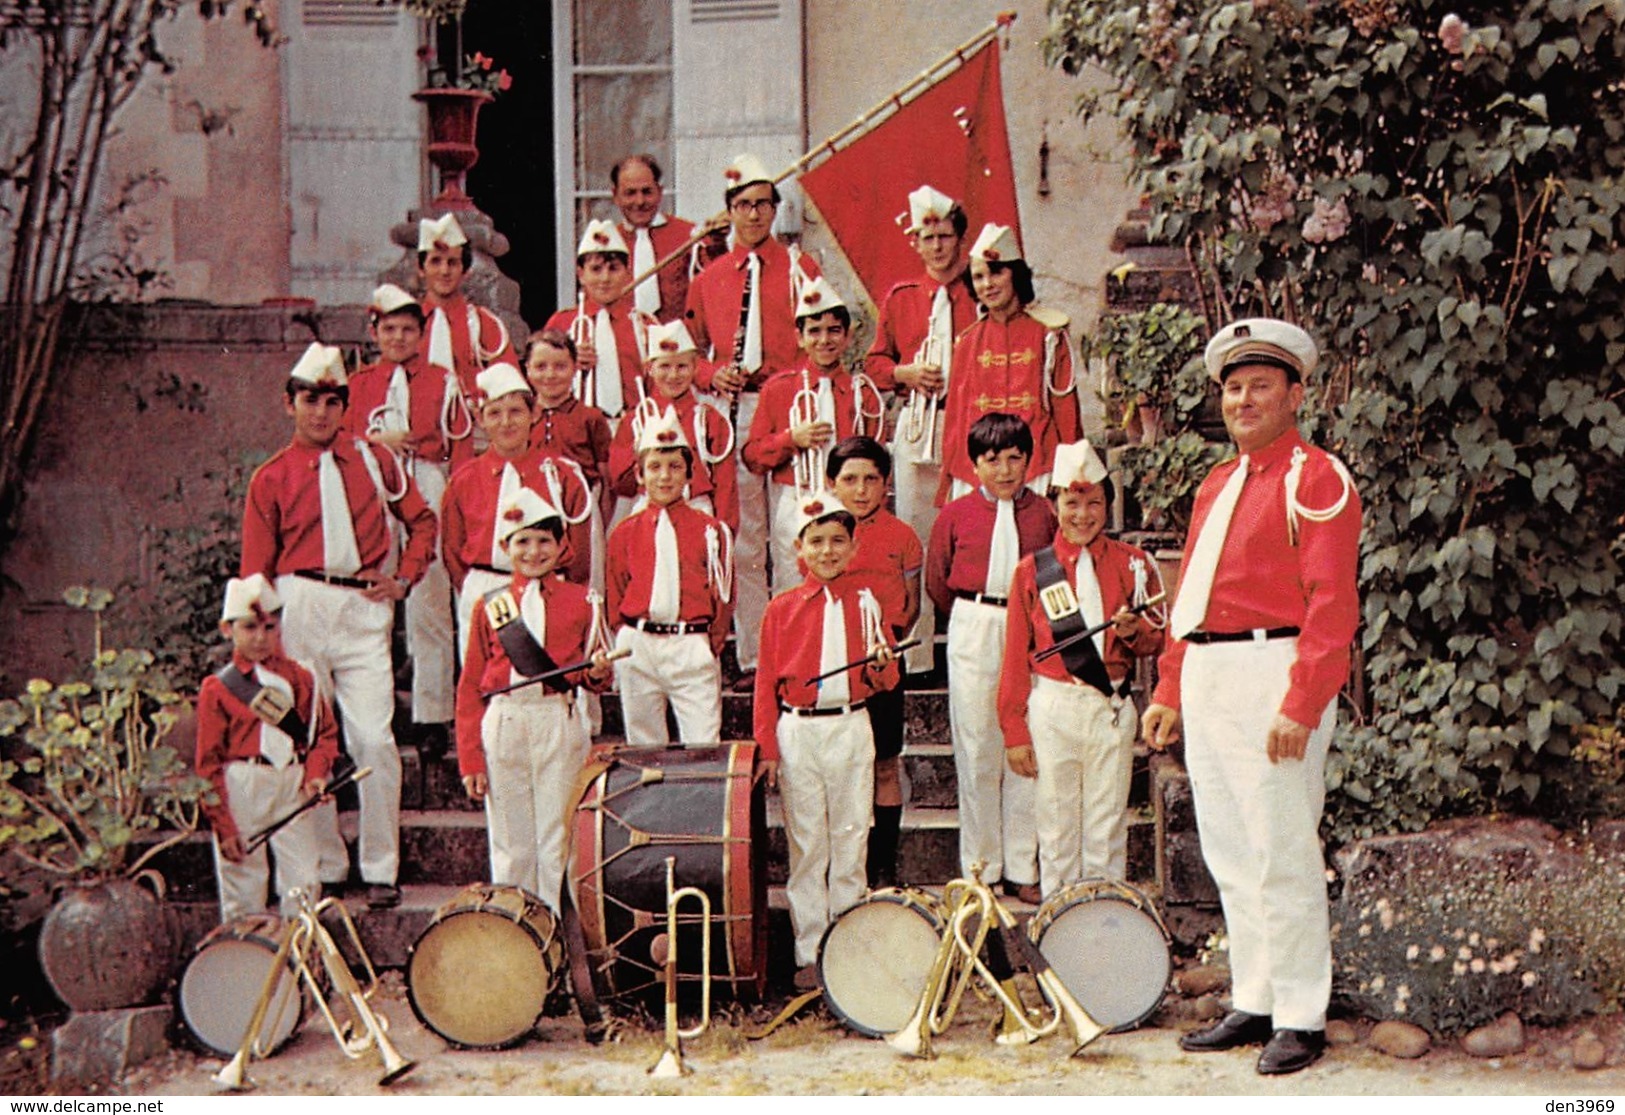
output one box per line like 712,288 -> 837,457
973,393 -> 1038,412
975,348 -> 1037,369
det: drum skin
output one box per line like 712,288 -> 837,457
817,888 -> 944,1038
572,743 -> 766,1002
1029,879 -> 1171,1032
178,925 -> 304,1057
406,884 -> 562,1049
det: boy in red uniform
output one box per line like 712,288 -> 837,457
239,343 -> 437,909
1000,440 -> 1166,895
456,487 -> 615,911
822,436 -> 921,888
525,328 -> 615,592
925,413 -> 1056,904
606,407 -> 733,748
417,214 -> 515,412
756,488 -> 898,989
544,219 -> 655,422
196,574 -> 339,923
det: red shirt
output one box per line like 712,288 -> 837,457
195,652 -> 340,842
240,437 -> 438,586
822,509 -> 923,635
742,363 -> 882,485
343,354 -> 462,465
544,300 -> 655,418
456,573 -> 609,777
441,448 -> 595,587
999,533 -> 1167,750
863,272 -> 980,393
938,312 -> 1080,499
925,488 -> 1058,618
528,395 -> 613,491
606,501 -> 732,637
1151,429 -> 1362,727
685,238 -> 821,392
606,391 -> 739,529
618,216 -> 726,324
421,292 -> 515,401
753,573 -> 902,761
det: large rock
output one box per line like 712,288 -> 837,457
1369,1019 -> 1430,1059
1461,1011 -> 1524,1058
50,1006 -> 170,1087
1572,1030 -> 1608,1071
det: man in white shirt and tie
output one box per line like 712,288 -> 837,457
612,154 -> 723,326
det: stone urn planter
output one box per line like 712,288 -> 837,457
38,872 -> 178,1011
413,86 -> 493,210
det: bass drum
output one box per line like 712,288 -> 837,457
572,743 -> 766,1002
406,884 -> 564,1049
177,919 -> 304,1057
1028,878 -> 1172,1032
816,888 -> 944,1038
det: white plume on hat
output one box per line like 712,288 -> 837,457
968,223 -> 1021,264
369,283 -> 418,317
795,276 -> 847,321
792,487 -> 846,538
418,213 -> 468,252
635,404 -> 692,453
497,487 -> 563,545
722,153 -> 773,194
289,342 -> 347,388
477,361 -> 531,403
645,320 -> 697,358
1052,439 -> 1109,491
576,218 -> 630,259
221,573 -> 283,623
1203,318 -> 1320,383
901,184 -> 958,234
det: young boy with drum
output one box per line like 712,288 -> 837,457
196,574 -> 339,923
755,489 -> 899,990
998,439 -> 1166,896
455,487 -> 616,912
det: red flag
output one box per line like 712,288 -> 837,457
799,40 -> 1021,305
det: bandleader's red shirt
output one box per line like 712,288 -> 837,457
863,272 -> 979,393
343,353 -> 460,465
685,238 -> 821,392
924,487 -> 1057,619
618,216 -> 726,324
441,448 -> 594,587
606,391 -> 739,529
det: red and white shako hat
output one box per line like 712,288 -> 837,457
793,487 -> 845,538
1051,438 -> 1109,492
968,222 -> 1021,264
369,282 -> 418,317
795,276 -> 847,322
1203,317 -> 1320,384
901,184 -> 958,234
576,218 -> 630,259
220,573 -> 283,623
645,320 -> 697,358
497,487 -> 563,545
722,153 -> 773,195
417,213 -> 469,253
635,404 -> 692,453
476,361 -> 531,404
289,342 -> 347,389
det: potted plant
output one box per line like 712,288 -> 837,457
0,587 -> 212,1011
405,0 -> 513,209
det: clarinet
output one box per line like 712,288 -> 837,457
727,260 -> 755,432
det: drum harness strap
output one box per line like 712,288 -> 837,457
217,663 -> 313,750
482,586 -> 572,692
743,991 -> 823,1040
1032,547 -> 1123,698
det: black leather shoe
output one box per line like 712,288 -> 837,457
366,883 -> 402,910
1178,1010 -> 1274,1052
1257,1028 -> 1327,1075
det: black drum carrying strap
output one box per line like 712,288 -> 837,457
1032,547 -> 1114,697
482,587 -> 570,693
217,664 -> 310,744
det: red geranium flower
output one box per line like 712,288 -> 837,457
473,51 -> 493,71
497,70 -> 513,91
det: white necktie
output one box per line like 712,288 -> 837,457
513,580 -> 548,686
649,508 -> 681,623
817,588 -> 851,708
427,306 -> 455,374
1075,546 -> 1106,660
985,497 -> 1019,596
815,375 -> 835,426
742,252 -> 763,372
382,365 -> 410,435
489,463 -> 522,569
928,284 -> 953,387
253,666 -> 296,769
1170,456 -> 1250,638
594,308 -> 624,416
633,227 -> 660,317
318,449 -> 362,575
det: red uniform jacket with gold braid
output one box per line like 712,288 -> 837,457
685,238 -> 822,392
441,448 -> 595,588
863,272 -> 980,393
606,390 -> 739,530
343,353 -> 459,465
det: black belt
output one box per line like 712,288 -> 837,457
779,700 -> 868,718
635,619 -> 711,636
1185,626 -> 1301,645
293,569 -> 374,590
955,591 -> 1008,608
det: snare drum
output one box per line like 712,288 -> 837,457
572,743 -> 766,1002
1028,878 -> 1171,1031
178,919 -> 304,1057
406,884 -> 564,1049
817,888 -> 944,1037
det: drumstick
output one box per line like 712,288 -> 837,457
804,638 -> 922,688
482,648 -> 633,698
1032,593 -> 1166,663
243,766 -> 372,854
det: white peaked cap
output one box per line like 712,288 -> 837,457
418,213 -> 468,252
289,342 -> 347,388
1203,317 -> 1320,383
645,320 -> 697,358
793,487 -> 845,538
369,283 -> 418,317
1052,439 -> 1109,491
477,361 -> 531,403
577,218 -> 630,259
968,222 -> 1022,264
497,487 -> 563,545
221,574 -> 283,623
795,276 -> 847,321
723,153 -> 773,193
903,185 -> 958,233
636,404 -> 692,453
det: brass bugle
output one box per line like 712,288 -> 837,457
901,335 -> 944,464
649,856 -> 713,1078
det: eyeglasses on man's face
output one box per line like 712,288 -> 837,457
730,197 -> 778,216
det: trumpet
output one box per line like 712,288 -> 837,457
885,865 -> 1105,1060
571,293 -> 597,409
649,856 -> 713,1078
901,335 -> 945,464
215,888 -> 415,1091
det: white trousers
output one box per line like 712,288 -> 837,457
731,392 -> 769,671
778,707 -> 874,966
405,458 -> 455,724
214,761 -> 321,923
481,687 -> 589,912
1183,637 -> 1335,1031
276,576 -> 402,886
890,425 -> 941,675
613,626 -> 721,747
947,600 -> 1037,886
1029,676 -> 1136,895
